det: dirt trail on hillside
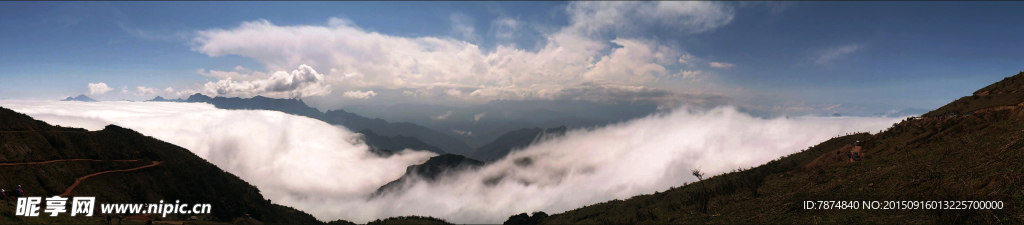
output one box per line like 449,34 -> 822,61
60,161 -> 162,197
0,159 -> 140,166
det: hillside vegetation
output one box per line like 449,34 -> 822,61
0,107 -> 330,224
532,72 -> 1024,224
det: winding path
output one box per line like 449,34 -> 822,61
0,159 -> 163,197
59,161 -> 162,197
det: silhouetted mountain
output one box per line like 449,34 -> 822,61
357,129 -> 445,155
342,100 -> 659,149
186,94 -> 322,119
322,109 -> 473,156
0,107 -> 335,224
536,71 -> 1024,224
178,94 -> 470,156
61,94 -> 97,102
366,216 -> 453,225
374,154 -> 483,196
146,96 -> 185,102
504,212 -> 548,225
472,126 -> 568,161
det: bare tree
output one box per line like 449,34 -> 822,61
691,168 -> 710,213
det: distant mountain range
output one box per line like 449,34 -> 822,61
374,154 -> 484,196
358,129 -> 446,155
342,100 -> 658,149
61,94 -> 97,102
472,126 -> 568,162
147,94 -> 469,156
147,94 -> 651,161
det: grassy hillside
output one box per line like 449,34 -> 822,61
0,107 -> 333,224
925,71 -> 1024,117
534,72 -> 1024,224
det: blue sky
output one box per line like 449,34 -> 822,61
1,1 -> 1022,116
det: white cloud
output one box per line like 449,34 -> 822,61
342,90 -> 377,99
199,64 -> 331,98
813,43 -> 864,65
709,62 -> 734,69
584,38 -> 680,84
0,101 -> 902,223
88,82 -> 114,95
120,86 -> 128,94
234,65 -> 251,72
190,2 -> 734,105
473,112 -> 485,123
450,129 -> 473,136
433,111 -> 453,120
134,86 -> 158,96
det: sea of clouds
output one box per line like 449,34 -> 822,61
0,101 -> 903,223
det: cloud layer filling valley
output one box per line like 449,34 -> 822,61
0,101 -> 902,223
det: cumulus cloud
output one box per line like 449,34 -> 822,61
812,43 -> 864,65
88,82 -> 114,95
134,86 -> 159,96
708,62 -> 734,69
342,90 -> 377,99
190,2 -> 733,106
0,101 -> 902,223
199,64 -> 331,98
583,38 -> 680,84
433,111 -> 453,120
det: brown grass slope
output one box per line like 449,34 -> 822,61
0,107 -> 335,224
537,72 -> 1024,224
925,71 -> 1024,117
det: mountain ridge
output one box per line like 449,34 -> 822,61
0,106 -> 333,224
146,94 -> 470,156
374,154 -> 484,197
472,126 -> 568,162
62,94 -> 97,102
